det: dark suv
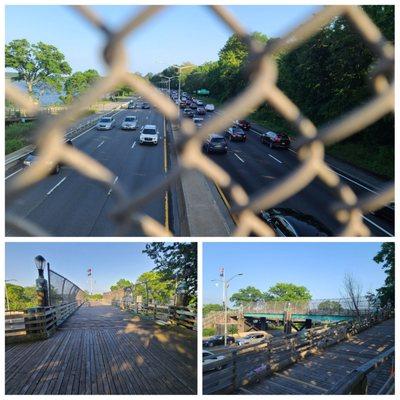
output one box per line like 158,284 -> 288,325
203,134 -> 228,154
261,131 -> 290,149
203,335 -> 235,347
226,126 -> 246,142
142,102 -> 150,109
236,120 -> 251,131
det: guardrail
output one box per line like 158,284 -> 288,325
5,301 -> 84,344
330,346 -> 394,394
203,310 -> 393,394
113,300 -> 197,331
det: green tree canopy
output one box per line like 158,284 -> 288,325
5,39 -> 72,97
373,242 -> 394,307
317,300 -> 343,313
110,278 -> 133,292
135,271 -> 175,304
230,286 -> 271,307
61,69 -> 100,103
5,284 -> 37,310
267,283 -> 312,302
203,303 -> 224,316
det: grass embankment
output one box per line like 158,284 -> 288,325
5,121 -> 36,154
197,95 -> 394,180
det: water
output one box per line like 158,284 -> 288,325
8,80 -> 63,106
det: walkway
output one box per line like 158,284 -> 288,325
5,304 -> 197,394
240,319 -> 394,394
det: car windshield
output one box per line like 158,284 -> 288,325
143,129 -> 156,135
233,127 -> 243,133
125,117 -> 136,122
100,118 -> 111,123
211,137 -> 226,143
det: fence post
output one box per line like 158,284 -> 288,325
154,304 -> 157,320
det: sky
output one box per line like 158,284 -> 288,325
5,242 -> 162,293
5,5 -> 321,74
203,242 -> 388,305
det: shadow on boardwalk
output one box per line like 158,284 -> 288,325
5,303 -> 197,394
240,319 -> 394,395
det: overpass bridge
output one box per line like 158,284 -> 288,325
5,266 -> 196,395
203,312 -> 394,394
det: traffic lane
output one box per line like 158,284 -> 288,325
6,107 -> 165,236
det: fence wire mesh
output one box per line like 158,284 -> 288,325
48,268 -> 85,305
5,5 -> 394,236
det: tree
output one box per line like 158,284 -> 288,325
230,286 -> 271,307
61,69 -> 100,103
142,242 -> 197,303
5,39 -> 72,97
342,273 -> 363,317
110,278 -> 133,292
135,271 -> 174,304
267,283 -> 312,301
373,242 -> 394,307
203,303 -> 223,316
5,284 -> 37,310
317,300 -> 343,314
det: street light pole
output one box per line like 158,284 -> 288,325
173,65 -> 193,101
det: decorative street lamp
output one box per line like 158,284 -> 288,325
34,255 -> 49,307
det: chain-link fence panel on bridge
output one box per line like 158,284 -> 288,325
5,5 -> 394,236
48,268 -> 85,306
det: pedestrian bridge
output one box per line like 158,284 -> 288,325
6,303 -> 197,394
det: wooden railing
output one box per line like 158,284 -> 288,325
330,346 -> 395,394
203,310 -> 393,394
5,301 -> 84,344
113,300 -> 197,331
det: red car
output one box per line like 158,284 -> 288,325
236,120 -> 251,131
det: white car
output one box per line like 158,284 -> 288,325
203,350 -> 226,371
96,116 -> 115,130
140,124 -> 159,145
236,332 -> 269,346
197,100 -> 204,106
205,104 -> 215,112
193,117 -> 203,128
121,115 -> 137,130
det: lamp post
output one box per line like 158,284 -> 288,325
159,75 -> 177,96
173,64 -> 193,102
34,255 -> 49,307
213,268 -> 243,346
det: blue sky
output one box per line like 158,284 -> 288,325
203,242 -> 388,305
5,5 -> 321,74
5,242 -> 163,293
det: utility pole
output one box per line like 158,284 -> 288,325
173,65 -> 193,101
87,268 -> 93,295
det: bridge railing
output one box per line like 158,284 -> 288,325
330,346 -> 394,394
203,310 -> 392,394
5,301 -> 85,344
113,300 -> 197,331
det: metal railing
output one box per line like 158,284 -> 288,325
48,268 -> 85,306
5,5 -> 394,236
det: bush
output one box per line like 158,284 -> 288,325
228,325 -> 238,334
5,121 -> 36,154
203,327 -> 216,337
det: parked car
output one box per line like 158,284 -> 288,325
183,108 -> 195,118
142,102 -> 150,109
203,350 -> 226,371
261,131 -> 290,149
121,115 -> 137,130
236,332 -> 269,346
193,117 -> 204,128
197,107 -> 206,115
127,101 -> 135,109
259,208 -> 332,237
139,124 -> 158,145
23,148 -> 61,174
226,126 -> 246,142
96,116 -> 115,130
203,134 -> 228,154
236,120 -> 251,131
205,104 -> 215,112
203,335 -> 235,347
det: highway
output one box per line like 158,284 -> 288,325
5,98 -> 394,237
200,109 -> 394,237
6,104 -> 169,236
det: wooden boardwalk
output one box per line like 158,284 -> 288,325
240,319 -> 394,395
5,304 -> 197,394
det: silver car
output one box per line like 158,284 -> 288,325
96,116 -> 115,130
121,116 -> 137,130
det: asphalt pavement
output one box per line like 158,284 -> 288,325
6,105 -> 168,236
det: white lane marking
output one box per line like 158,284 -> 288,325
289,148 -> 297,154
5,168 -> 23,180
362,215 -> 393,237
334,171 -> 378,195
46,177 -> 67,196
108,176 -> 119,195
268,154 -> 283,164
234,153 -> 245,163
131,141 -> 136,149
96,140 -> 105,149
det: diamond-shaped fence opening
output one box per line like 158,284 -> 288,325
5,5 -> 394,237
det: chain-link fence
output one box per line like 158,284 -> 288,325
48,268 -> 85,305
5,5 -> 394,236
